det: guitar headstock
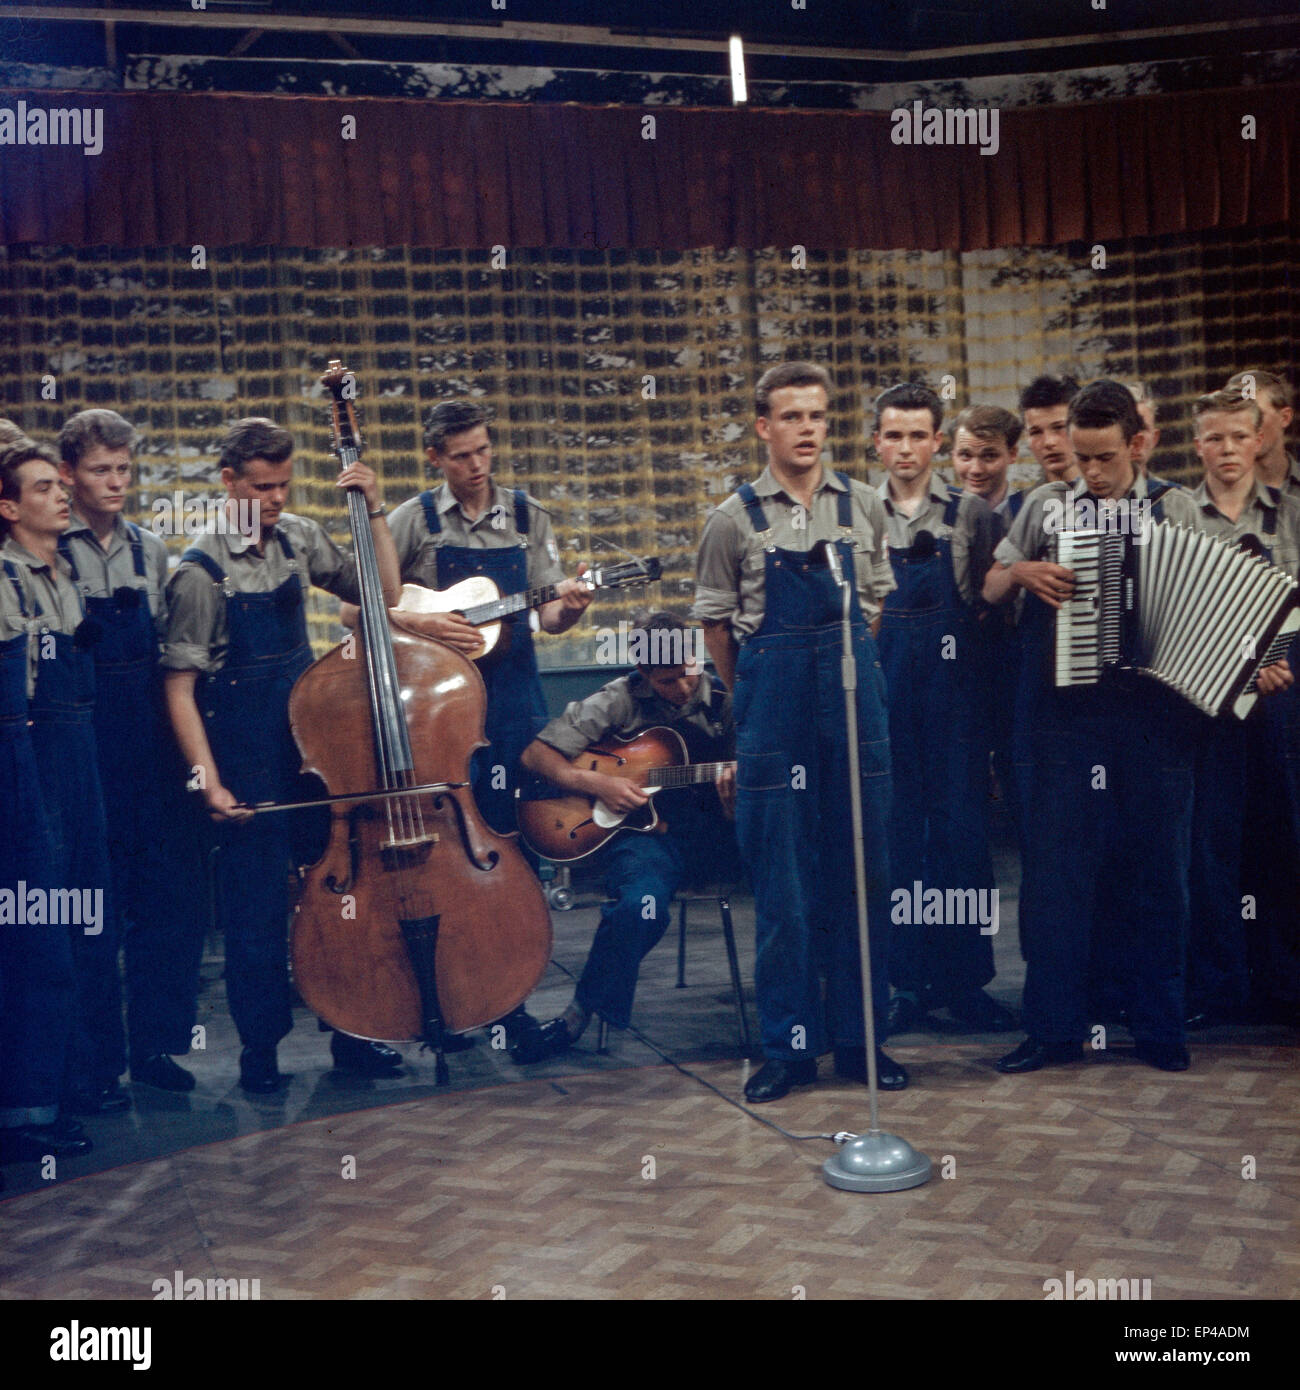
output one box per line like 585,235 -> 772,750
583,557 -> 663,591
321,359 -> 361,459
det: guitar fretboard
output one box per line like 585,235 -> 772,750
644,761 -> 735,789
461,584 -> 558,626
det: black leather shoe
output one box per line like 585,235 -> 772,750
65,1080 -> 132,1115
510,1018 -> 573,1066
239,1046 -> 282,1094
885,993 -> 923,1038
1134,1041 -> 1190,1072
131,1055 -> 196,1092
330,1032 -> 404,1076
995,1037 -> 1080,1074
744,1058 -> 817,1103
0,1122 -> 94,1162
946,989 -> 1018,1032
832,1047 -> 910,1091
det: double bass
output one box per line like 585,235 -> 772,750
287,361 -> 553,1080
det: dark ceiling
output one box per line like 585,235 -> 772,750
3,1 -> 1300,83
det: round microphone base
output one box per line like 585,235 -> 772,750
822,1132 -> 932,1193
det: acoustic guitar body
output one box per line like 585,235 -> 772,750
517,726 -> 689,862
395,577 -> 510,664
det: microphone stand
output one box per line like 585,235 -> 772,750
819,540 -> 931,1194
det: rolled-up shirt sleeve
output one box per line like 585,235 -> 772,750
692,508 -> 742,625
300,518 -> 362,606
536,682 -> 636,757
162,563 -> 221,672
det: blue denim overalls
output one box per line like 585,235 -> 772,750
418,488 -> 549,834
1237,492 -> 1300,1008
1016,483 -> 1194,1046
3,560 -> 118,1093
61,527 -> 204,1065
731,474 -> 892,1061
877,485 -> 996,1004
1186,496 -> 1285,1016
182,533 -> 316,1050
0,630 -> 73,1126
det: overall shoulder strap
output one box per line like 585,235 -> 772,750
942,485 -> 962,529
833,472 -> 854,529
1145,478 -> 1175,521
2,559 -> 34,618
1008,489 -> 1026,519
513,489 -> 530,537
56,533 -> 80,582
736,482 -> 770,534
125,521 -> 147,577
181,548 -> 226,585
1263,486 -> 1282,535
419,489 -> 442,536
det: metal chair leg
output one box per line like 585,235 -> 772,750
675,896 -> 688,988
596,1016 -> 609,1054
718,894 -> 752,1055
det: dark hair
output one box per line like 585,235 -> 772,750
0,440 -> 61,526
951,404 -> 1022,452
1225,368 -> 1293,413
873,382 -> 943,432
218,417 -> 294,476
0,418 -> 26,447
754,362 -> 832,417
57,408 -> 140,469
1067,379 -> 1143,443
1019,375 -> 1080,414
423,400 -> 495,454
630,611 -> 695,672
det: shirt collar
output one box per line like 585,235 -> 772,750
437,480 -> 508,521
752,465 -> 845,503
0,535 -> 68,577
224,518 -> 286,558
65,508 -> 132,548
628,667 -> 712,716
876,471 -> 952,514
1069,470 -> 1151,504
1190,475 -> 1277,516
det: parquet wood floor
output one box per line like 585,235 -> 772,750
2,1045 -> 1296,1300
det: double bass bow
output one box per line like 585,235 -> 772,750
288,361 -> 553,1081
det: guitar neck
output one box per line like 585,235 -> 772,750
462,583 -> 559,627
643,760 -> 736,789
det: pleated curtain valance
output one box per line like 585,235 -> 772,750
0,85 -> 1293,250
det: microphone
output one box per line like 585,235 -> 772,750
815,538 -> 845,586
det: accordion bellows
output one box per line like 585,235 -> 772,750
1054,525 -> 1300,720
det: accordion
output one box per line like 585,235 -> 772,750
1053,525 -> 1300,720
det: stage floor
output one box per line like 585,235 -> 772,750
2,831 -> 1298,1300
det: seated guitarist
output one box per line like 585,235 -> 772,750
379,400 -> 593,834
511,611 -> 738,1062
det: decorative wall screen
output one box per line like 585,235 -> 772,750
1,229 -> 1295,663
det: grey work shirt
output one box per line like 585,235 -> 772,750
875,474 -> 999,606
0,536 -> 85,697
61,509 -> 170,635
1187,477 -> 1300,580
1284,453 -> 1300,502
693,466 -> 895,641
162,512 -> 362,674
387,481 -> 565,594
993,473 -> 1200,570
537,669 -> 734,759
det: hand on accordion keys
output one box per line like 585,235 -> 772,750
1255,659 -> 1295,697
1011,559 -> 1077,609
